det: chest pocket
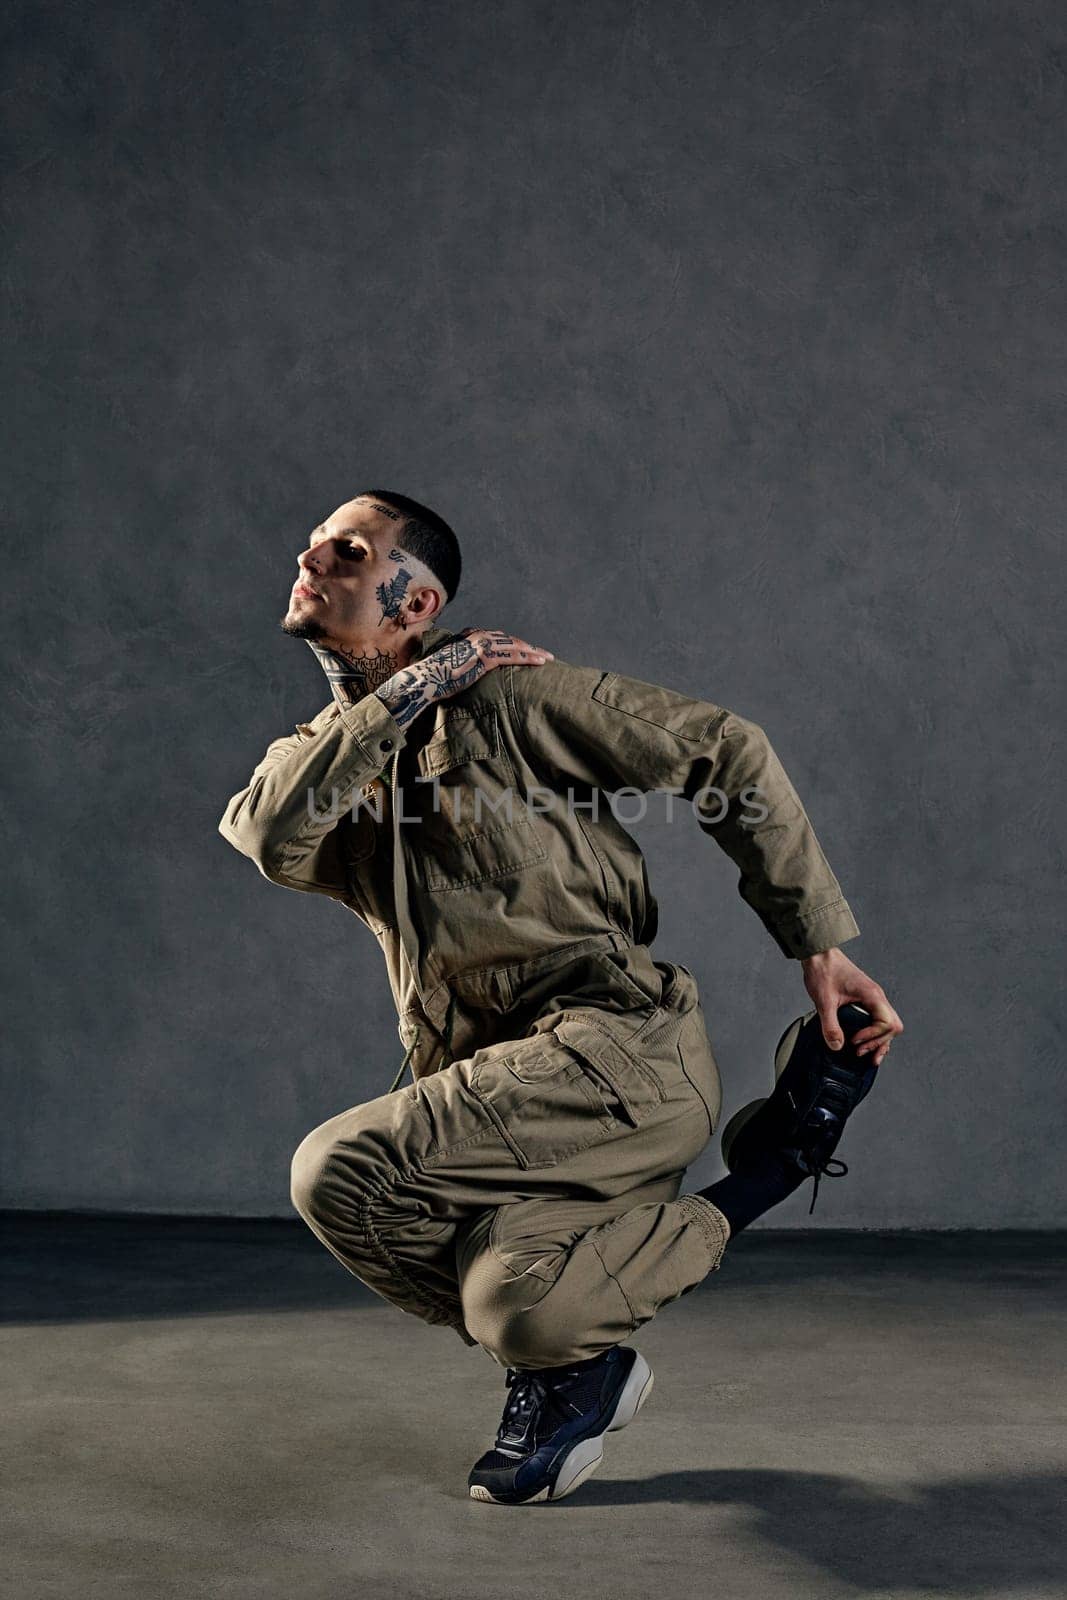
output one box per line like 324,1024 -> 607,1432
409,706 -> 548,891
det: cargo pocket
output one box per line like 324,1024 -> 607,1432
468,1032 -> 617,1170
551,1015 -> 668,1129
487,1202 -> 568,1309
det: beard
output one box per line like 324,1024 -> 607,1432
279,614 -> 327,641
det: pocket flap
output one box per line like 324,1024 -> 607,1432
552,1016 -> 665,1125
590,672 -> 724,742
417,709 -> 499,777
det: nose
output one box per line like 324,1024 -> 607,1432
298,546 -> 324,575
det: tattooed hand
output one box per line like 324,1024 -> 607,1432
375,630 -> 554,730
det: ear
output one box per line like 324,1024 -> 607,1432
407,581 -> 446,622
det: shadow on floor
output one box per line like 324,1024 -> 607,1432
566,1467 -> 1067,1592
1,1212 -> 1064,1325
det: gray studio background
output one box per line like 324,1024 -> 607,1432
4,0 -> 1063,1227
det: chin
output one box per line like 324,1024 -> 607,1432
279,614 -> 326,641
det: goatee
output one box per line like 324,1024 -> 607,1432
279,615 -> 327,641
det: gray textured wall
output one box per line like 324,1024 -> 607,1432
4,0 -> 1064,1227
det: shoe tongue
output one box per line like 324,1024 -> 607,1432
497,1374 -> 544,1451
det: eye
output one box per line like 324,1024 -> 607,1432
346,544 -> 366,559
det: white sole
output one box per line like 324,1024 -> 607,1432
469,1351 -> 655,1505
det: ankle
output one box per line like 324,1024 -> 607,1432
699,1151 -> 807,1236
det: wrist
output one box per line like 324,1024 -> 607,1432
800,947 -> 840,967
376,663 -> 432,729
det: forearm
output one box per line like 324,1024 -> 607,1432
218,691 -> 408,878
691,716 -> 860,959
309,634 -> 481,729
219,632 -> 491,888
375,663 -> 451,729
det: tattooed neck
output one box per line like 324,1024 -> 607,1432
305,640 -> 402,707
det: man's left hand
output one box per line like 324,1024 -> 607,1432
799,948 -> 903,1067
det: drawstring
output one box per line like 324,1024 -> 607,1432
387,1030 -> 419,1095
439,987 -> 457,1070
387,988 -> 458,1094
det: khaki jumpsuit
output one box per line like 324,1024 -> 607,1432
218,625 -> 861,1367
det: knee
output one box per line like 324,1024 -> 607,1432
289,1100 -> 390,1223
289,1123 -> 337,1221
462,1261 -> 589,1370
473,1299 -> 597,1370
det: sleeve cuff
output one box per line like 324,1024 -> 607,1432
770,897 -> 861,960
335,691 -> 410,771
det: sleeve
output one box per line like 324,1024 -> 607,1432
507,659 -> 860,960
217,691 -> 408,896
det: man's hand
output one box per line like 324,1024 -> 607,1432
800,948 -> 903,1066
424,629 -> 554,700
377,629 -> 553,728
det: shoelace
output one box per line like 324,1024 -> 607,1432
496,1367 -> 587,1453
806,1156 -> 849,1215
801,1071 -> 856,1213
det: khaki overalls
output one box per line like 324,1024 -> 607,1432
219,624 -> 860,1366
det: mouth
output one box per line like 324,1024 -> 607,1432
292,583 -> 323,601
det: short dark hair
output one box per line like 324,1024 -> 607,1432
356,489 -> 462,605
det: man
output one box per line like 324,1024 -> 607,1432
218,489 -> 903,1506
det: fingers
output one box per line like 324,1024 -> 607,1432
467,630 -> 554,669
854,1010 -> 904,1059
503,634 -> 552,659
852,1023 -> 891,1047
816,1001 -> 845,1051
868,1028 -> 895,1066
857,1026 -> 893,1060
817,996 -> 903,1061
834,984 -> 903,1059
503,643 -> 553,668
857,1035 -> 897,1060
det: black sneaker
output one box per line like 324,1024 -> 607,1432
467,1345 -> 654,1505
719,1004 -> 878,1215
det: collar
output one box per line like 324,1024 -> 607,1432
315,622 -> 460,716
409,622 -> 457,663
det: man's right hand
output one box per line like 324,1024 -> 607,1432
428,629 -> 554,698
376,629 -> 554,729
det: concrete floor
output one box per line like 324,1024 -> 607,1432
3,1217 -> 1064,1600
